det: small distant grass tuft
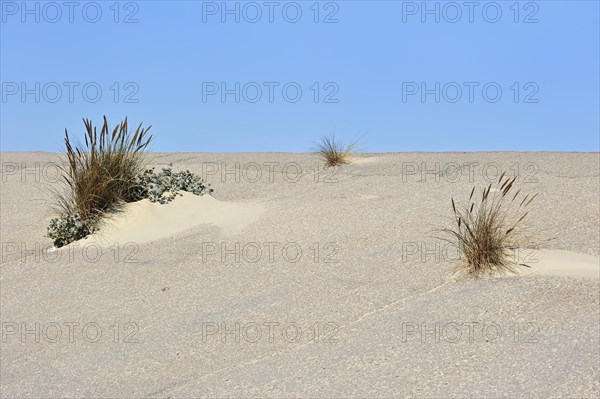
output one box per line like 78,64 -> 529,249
52,116 -> 152,228
314,133 -> 359,167
441,172 -> 538,278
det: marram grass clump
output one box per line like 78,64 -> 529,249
54,115 -> 153,222
47,117 -> 212,248
314,133 -> 359,167
442,172 -> 538,278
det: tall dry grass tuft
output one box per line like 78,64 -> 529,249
54,116 -> 152,224
314,133 -> 359,167
442,172 -> 538,278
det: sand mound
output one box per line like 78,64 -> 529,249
69,192 -> 262,247
348,155 -> 379,164
512,249 -> 599,280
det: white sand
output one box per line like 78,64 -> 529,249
347,154 -> 379,164
513,249 -> 599,279
1,152 -> 598,398
75,193 -> 262,247
64,194 -> 600,281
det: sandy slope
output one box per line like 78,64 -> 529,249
1,152 -> 599,398
79,192 -> 263,246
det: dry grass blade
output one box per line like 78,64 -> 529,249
524,193 -> 538,207
512,189 -> 521,201
482,184 -> 491,201
516,211 -> 529,224
498,171 -> 506,183
502,176 -> 517,196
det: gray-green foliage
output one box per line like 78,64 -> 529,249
48,167 -> 212,247
47,213 -> 94,248
132,167 -> 213,204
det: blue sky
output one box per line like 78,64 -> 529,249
1,0 -> 599,152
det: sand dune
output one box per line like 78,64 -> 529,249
73,192 -> 263,247
1,152 -> 598,398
